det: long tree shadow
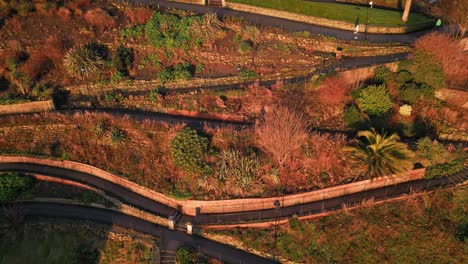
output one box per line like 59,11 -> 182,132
0,173 -> 159,264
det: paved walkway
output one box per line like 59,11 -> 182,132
1,202 -> 277,264
1,162 -> 466,225
117,0 -> 438,43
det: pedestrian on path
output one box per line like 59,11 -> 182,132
435,18 -> 442,30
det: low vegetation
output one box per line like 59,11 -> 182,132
0,222 -> 154,264
0,172 -> 34,203
208,186 -> 468,263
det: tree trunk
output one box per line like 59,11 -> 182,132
401,0 -> 413,22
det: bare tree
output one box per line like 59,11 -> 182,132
436,0 -> 468,37
255,107 -> 308,168
401,0 -> 413,22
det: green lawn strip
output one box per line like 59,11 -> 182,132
230,0 -> 432,26
208,186 -> 468,263
0,222 -> 154,264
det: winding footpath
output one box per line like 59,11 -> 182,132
0,202 -> 277,264
1,161 -> 466,225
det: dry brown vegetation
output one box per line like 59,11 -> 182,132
84,8 -> 115,30
123,8 -> 153,25
255,107 -> 308,168
415,33 -> 468,87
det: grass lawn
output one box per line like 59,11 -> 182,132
230,0 -> 432,26
209,186 -> 468,263
0,222 -> 154,264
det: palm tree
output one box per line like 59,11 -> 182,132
401,0 -> 413,22
345,129 -> 415,178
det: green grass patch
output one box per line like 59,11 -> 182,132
230,0 -> 432,26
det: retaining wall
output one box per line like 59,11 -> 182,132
338,62 -> 399,84
0,100 -> 55,115
0,156 -> 425,216
167,0 -> 206,5
226,2 -> 431,34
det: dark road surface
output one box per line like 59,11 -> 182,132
118,0 -> 438,43
1,162 -> 466,225
0,202 -> 278,264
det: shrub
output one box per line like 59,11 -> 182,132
55,7 -> 72,21
408,51 -> 446,90
170,128 -> 210,175
176,247 -> 195,264
398,82 -> 434,104
239,67 -> 256,80
214,150 -> 260,190
345,129 -> 415,178
255,107 -> 307,168
416,137 -> 447,165
110,72 -> 124,84
395,70 -> 413,87
20,52 -> 53,81
9,70 -> 31,95
124,8 -> 153,25
356,85 -> 393,116
374,65 -> 393,85
425,159 -> 465,179
157,62 -> 193,84
190,13 -> 222,45
415,33 -> 468,86
120,25 -> 145,40
110,127 -> 127,143
316,76 -> 350,107
0,172 -> 35,203
84,8 -> 115,29
63,45 -> 104,79
112,46 -> 134,75
4,50 -> 28,71
343,104 -> 364,126
31,83 -> 54,100
398,104 -> 412,117
145,12 -> 197,50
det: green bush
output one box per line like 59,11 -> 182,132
170,128 -> 211,175
120,25 -> 145,39
157,62 -> 193,84
409,51 -> 445,90
343,104 -> 364,127
0,172 -> 35,203
396,70 -> 413,87
374,65 -> 393,85
112,46 -> 134,75
399,82 -> 434,104
239,67 -> 257,80
176,247 -> 195,264
356,85 -> 393,116
145,12 -> 198,50
425,159 -> 465,179
31,83 -> 54,100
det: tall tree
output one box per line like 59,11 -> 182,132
436,0 -> 468,37
401,0 -> 413,22
345,129 -> 415,178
